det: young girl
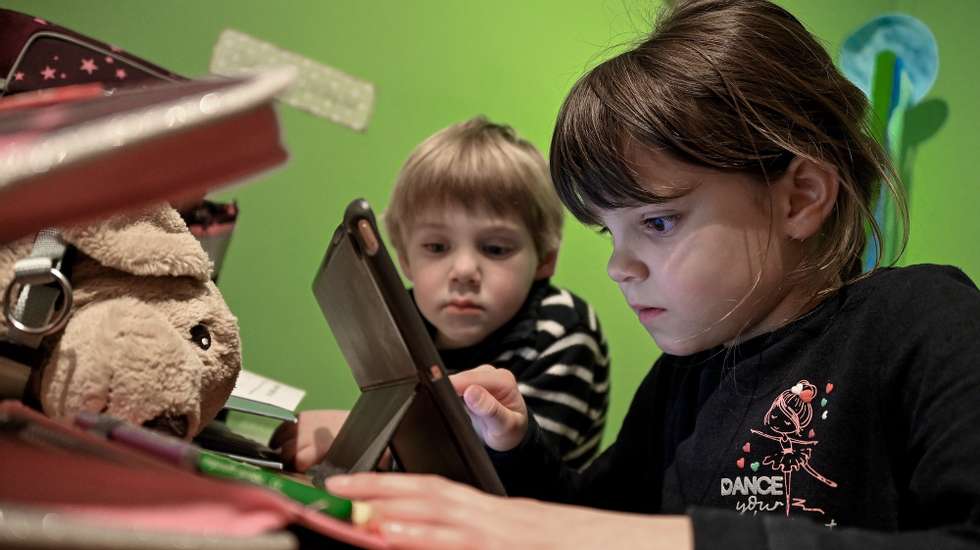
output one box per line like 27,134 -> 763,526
324,1 -> 980,548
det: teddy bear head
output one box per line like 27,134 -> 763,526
0,205 -> 241,438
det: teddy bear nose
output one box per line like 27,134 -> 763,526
143,413 -> 191,439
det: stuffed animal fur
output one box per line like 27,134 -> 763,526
0,205 -> 241,438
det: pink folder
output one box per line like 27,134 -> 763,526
0,400 -> 388,548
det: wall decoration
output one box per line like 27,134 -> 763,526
840,14 -> 946,269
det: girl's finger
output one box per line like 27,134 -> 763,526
377,521 -> 473,550
327,472 -> 450,500
362,497 -> 461,528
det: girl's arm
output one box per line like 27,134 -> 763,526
327,472 -> 693,550
327,469 -> 979,550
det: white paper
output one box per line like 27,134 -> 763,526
231,368 -> 306,412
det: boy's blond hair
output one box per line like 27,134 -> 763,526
385,116 -> 563,260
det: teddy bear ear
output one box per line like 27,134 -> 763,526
62,205 -> 212,281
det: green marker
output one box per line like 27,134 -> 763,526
197,450 -> 354,520
73,412 -> 362,523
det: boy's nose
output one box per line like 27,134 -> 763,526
607,245 -> 647,283
449,251 -> 481,285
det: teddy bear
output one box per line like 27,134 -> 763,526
0,204 -> 241,439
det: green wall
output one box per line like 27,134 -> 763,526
6,0 -> 978,446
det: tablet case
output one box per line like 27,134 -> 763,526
309,199 -> 506,496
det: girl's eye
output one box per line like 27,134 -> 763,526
422,243 -> 447,254
595,226 -> 613,244
481,243 -> 514,257
642,215 -> 679,234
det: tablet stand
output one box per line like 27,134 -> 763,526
308,382 -> 416,489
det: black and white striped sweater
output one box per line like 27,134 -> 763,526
418,279 -> 610,470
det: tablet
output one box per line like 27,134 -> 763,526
308,198 -> 505,495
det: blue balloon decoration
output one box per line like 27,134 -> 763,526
840,14 -> 939,104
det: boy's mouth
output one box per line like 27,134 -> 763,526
444,299 -> 483,314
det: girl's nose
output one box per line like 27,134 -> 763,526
607,244 -> 647,283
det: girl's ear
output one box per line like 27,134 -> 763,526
777,157 -> 839,241
397,251 -> 414,282
535,250 -> 558,280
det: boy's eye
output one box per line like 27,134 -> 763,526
642,215 -> 679,234
481,243 -> 514,257
422,243 -> 447,253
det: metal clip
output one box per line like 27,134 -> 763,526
3,266 -> 73,336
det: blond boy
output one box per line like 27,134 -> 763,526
276,117 -> 609,470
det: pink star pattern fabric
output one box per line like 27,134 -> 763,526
80,58 -> 97,74
0,7 -> 184,97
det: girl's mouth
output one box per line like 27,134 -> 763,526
634,306 -> 666,322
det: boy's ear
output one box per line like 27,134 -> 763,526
535,250 -> 558,280
396,251 -> 414,281
776,157 -> 839,241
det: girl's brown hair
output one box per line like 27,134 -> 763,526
551,0 -> 907,288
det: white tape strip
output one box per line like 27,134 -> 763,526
210,29 -> 375,131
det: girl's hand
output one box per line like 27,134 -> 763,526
269,409 -> 349,472
449,365 -> 528,452
328,472 -> 693,550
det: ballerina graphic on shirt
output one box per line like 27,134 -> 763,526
750,380 -> 837,516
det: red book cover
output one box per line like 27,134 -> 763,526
0,68 -> 293,243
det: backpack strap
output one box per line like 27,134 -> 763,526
4,228 -> 73,346
1,229 -> 74,400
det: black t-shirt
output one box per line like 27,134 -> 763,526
492,264 -> 980,549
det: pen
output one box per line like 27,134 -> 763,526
73,411 -> 359,522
